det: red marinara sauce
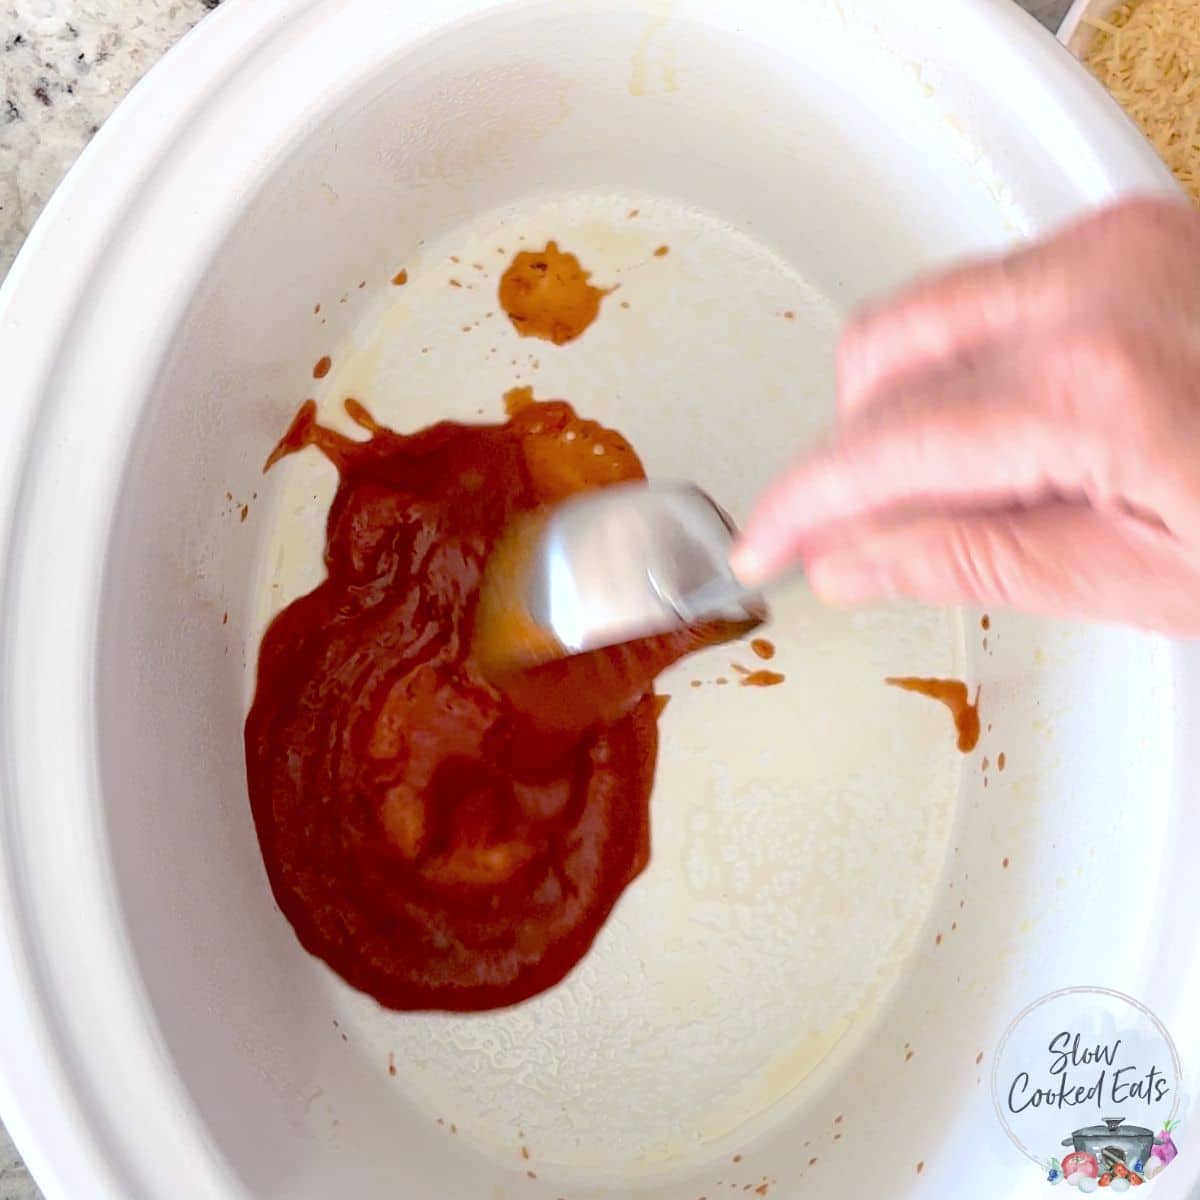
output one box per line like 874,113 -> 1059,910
245,397 -> 756,1012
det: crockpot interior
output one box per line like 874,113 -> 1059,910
91,4 -> 1182,1196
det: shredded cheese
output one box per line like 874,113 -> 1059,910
1084,0 -> 1200,205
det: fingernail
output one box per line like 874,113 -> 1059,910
809,556 -> 894,606
729,540 -> 771,588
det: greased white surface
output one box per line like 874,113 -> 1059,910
257,192 -> 963,1176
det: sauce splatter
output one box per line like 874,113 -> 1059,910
245,396 -> 757,1012
997,751 -> 1007,771
886,677 -> 980,752
733,663 -> 785,688
502,385 -> 535,417
498,241 -> 611,345
392,269 -> 408,286
313,355 -> 332,380
653,244 -> 669,257
981,614 -> 991,631
750,638 -> 776,661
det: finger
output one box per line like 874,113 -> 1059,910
733,313 -> 1200,590
838,250 -> 1037,418
836,198 -> 1192,420
806,503 -> 1200,635
733,355 -> 1070,584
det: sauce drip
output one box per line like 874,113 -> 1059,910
750,638 -> 776,661
498,241 -> 611,344
245,396 -> 755,1012
886,677 -> 981,752
732,663 -> 785,688
313,355 -> 332,379
502,385 -> 535,417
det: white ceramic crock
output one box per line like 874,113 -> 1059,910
2,1 -> 1199,1198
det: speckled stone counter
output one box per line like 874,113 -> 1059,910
1,0 -> 218,277
0,0 -> 1073,1195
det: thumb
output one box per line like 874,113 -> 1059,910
806,503 -> 1200,634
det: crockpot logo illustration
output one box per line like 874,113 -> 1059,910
993,988 -> 1184,1191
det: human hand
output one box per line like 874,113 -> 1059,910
732,197 -> 1200,635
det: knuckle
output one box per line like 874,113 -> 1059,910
836,330 -> 867,400
840,303 -> 881,358
1056,326 -> 1149,417
1120,195 -> 1200,242
1050,326 -> 1167,499
838,308 -> 884,389
1092,196 -> 1191,247
939,520 -> 1007,601
1096,199 -> 1200,288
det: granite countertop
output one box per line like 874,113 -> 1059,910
0,0 -> 1072,1196
1,0 -> 219,277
